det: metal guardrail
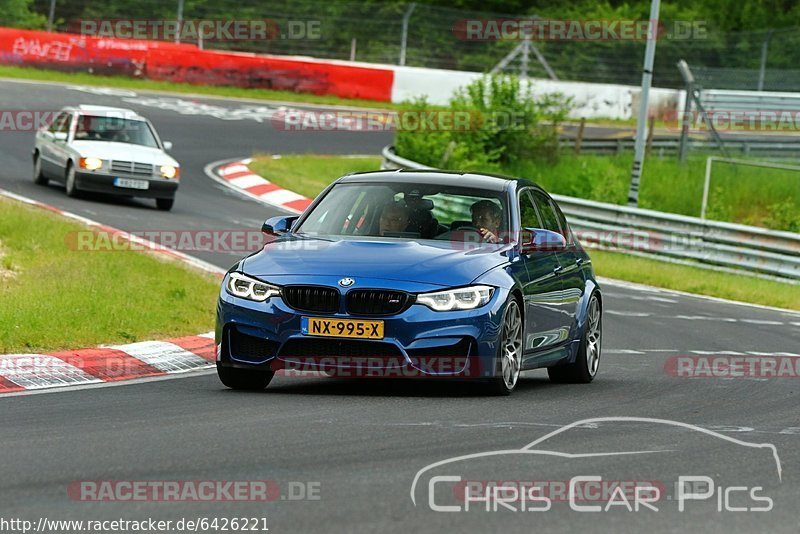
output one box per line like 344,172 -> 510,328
700,89 -> 800,112
381,145 -> 800,282
558,137 -> 800,157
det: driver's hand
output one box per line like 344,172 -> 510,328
479,228 -> 499,243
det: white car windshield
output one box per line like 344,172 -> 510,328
74,115 -> 159,148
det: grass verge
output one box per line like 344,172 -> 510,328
0,196 -> 219,353
590,250 -> 799,311
248,154 -> 381,199
248,154 -> 800,310
0,64 -> 404,110
504,153 -> 800,232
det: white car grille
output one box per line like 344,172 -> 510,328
110,160 -> 154,177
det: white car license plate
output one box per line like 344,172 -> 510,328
113,178 -> 149,190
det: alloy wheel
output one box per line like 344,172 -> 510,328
500,299 -> 523,390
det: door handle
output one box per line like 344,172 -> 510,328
575,258 -> 584,266
553,265 -> 563,275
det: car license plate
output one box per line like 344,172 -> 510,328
301,317 -> 384,339
113,178 -> 149,190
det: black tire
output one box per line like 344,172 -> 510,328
156,197 -> 175,211
548,292 -> 602,384
33,152 -> 48,185
217,364 -> 273,390
65,162 -> 80,198
485,297 -> 523,396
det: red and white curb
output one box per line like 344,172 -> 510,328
0,189 -> 226,395
0,333 -> 217,393
209,157 -> 313,214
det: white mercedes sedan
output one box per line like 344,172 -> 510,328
33,105 -> 180,211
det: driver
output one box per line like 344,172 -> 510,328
379,201 -> 411,236
470,200 -> 503,243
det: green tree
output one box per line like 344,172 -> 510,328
0,0 -> 46,29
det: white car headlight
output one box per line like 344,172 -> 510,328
416,285 -> 494,311
226,273 -> 280,302
160,165 -> 179,179
79,157 -> 103,171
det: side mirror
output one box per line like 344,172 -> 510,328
53,132 -> 67,142
262,215 -> 298,236
520,228 -> 567,254
163,140 -> 173,151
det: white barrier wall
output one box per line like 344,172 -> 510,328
390,64 -> 683,120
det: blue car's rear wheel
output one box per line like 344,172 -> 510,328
548,293 -> 601,384
487,298 -> 523,396
217,364 -> 273,390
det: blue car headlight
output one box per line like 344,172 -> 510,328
416,285 -> 494,312
226,272 -> 280,302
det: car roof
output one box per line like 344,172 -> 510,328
65,105 -> 146,120
336,170 -> 534,192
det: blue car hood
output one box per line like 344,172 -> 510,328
243,236 -> 510,287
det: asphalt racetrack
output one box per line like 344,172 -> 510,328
1,78 -> 799,533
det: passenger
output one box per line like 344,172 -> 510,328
471,200 -> 503,243
379,201 -> 411,236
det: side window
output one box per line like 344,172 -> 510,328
532,190 -> 562,234
48,112 -> 68,133
61,113 -> 74,136
519,189 -> 542,229
552,201 -> 573,244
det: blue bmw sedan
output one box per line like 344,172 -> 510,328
215,170 -> 602,395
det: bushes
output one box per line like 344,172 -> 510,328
394,74 -> 571,173
764,201 -> 800,233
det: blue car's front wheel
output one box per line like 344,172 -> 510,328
217,364 -> 274,391
487,298 -> 523,396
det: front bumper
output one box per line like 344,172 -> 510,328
215,285 -> 509,380
75,171 -> 179,199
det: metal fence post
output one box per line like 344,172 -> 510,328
701,156 -> 714,219
677,60 -> 696,163
46,0 -> 56,32
627,0 -> 661,206
399,3 -> 417,66
175,0 -> 184,44
757,31 -> 774,91
574,118 -> 586,155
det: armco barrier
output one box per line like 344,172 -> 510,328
0,27 -> 683,119
381,145 -> 800,282
0,27 -> 394,101
559,137 -> 800,157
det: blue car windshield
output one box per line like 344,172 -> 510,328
294,182 -> 510,242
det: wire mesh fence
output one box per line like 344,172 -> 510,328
27,0 -> 800,89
